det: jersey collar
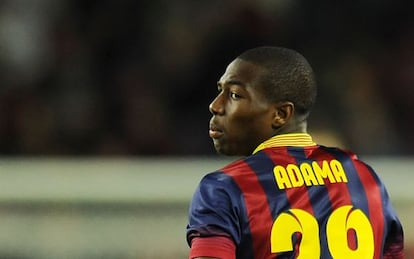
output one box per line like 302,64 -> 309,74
253,133 -> 316,154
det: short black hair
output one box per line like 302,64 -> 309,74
238,46 -> 317,118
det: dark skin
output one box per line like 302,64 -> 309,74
208,58 -> 306,157
197,58 -> 307,259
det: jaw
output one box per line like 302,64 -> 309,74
212,137 -> 257,157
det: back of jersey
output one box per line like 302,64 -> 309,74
228,145 -> 404,258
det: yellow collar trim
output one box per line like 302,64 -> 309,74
253,133 -> 316,154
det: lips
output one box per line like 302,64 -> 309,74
209,123 -> 223,139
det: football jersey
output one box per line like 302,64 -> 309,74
187,133 -> 404,258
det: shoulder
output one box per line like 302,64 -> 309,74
194,157 -> 255,197
199,157 -> 249,181
319,145 -> 382,179
197,168 -> 241,193
317,145 -> 368,166
189,163 -> 246,219
220,153 -> 271,175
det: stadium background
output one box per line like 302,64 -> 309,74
0,0 -> 413,258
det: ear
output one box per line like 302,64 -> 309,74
272,101 -> 294,128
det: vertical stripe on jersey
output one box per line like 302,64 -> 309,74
265,147 -> 314,214
308,147 -> 356,256
289,147 -> 334,258
222,161 -> 274,259
350,159 -> 385,259
306,147 -> 353,209
319,146 -> 385,258
264,147 -> 313,258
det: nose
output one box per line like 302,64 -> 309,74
209,94 -> 224,115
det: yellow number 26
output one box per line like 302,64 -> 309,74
270,205 -> 374,258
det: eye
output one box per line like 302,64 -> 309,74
230,92 -> 241,100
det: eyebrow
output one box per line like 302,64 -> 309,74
217,80 -> 246,87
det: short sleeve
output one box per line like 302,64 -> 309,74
186,171 -> 242,246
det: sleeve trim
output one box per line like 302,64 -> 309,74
189,236 -> 236,259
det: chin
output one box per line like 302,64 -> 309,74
213,140 -> 249,156
215,147 -> 243,157
213,145 -> 230,156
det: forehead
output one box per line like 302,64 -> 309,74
219,58 -> 265,85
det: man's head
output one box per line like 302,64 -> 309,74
237,46 -> 317,118
209,46 -> 317,156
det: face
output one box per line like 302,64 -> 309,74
209,58 -> 276,156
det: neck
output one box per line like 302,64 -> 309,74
275,120 -> 307,135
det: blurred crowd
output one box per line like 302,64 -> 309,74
0,0 -> 413,156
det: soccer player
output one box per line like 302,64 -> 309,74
186,46 -> 404,259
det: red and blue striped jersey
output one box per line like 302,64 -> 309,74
187,133 -> 404,258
